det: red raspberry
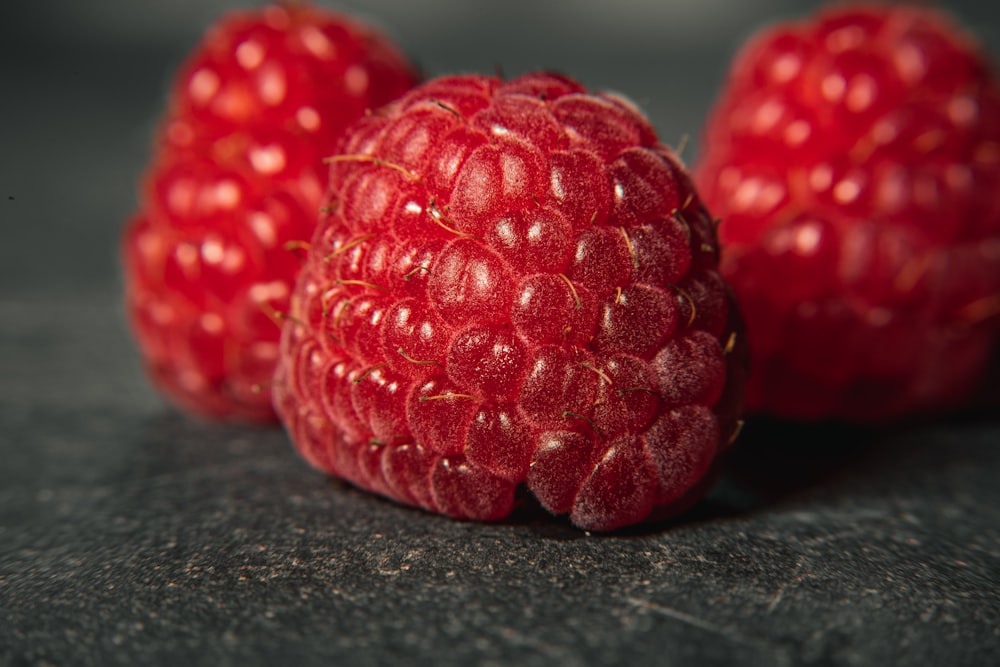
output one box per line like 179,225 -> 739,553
121,3 -> 417,421
273,72 -> 746,531
695,4 -> 1000,421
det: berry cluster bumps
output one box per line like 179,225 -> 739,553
272,72 -> 746,530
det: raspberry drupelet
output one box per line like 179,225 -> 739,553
695,4 -> 1000,421
274,72 -> 746,531
122,3 -> 417,421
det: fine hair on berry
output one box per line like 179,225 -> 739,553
274,71 -> 746,531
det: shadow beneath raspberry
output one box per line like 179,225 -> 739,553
716,416 -> 880,505
721,405 -> 1000,508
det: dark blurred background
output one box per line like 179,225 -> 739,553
2,2 -> 999,666
2,0 -> 999,298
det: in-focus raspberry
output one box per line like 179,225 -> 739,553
274,72 -> 746,531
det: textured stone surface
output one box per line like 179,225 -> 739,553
2,3 -> 999,665
3,294 -> 999,667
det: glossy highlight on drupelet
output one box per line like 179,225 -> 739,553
274,72 -> 746,531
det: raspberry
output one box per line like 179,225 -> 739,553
121,3 -> 417,421
695,4 -> 1000,421
273,72 -> 746,531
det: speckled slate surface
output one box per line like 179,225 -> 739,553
2,2 -> 999,665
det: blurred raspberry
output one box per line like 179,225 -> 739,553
122,2 -> 417,420
696,4 -> 1000,421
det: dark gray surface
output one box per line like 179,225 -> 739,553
2,2 -> 999,665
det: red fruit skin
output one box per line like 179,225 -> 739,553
695,4 -> 1000,422
121,3 -> 417,421
274,72 -> 746,531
